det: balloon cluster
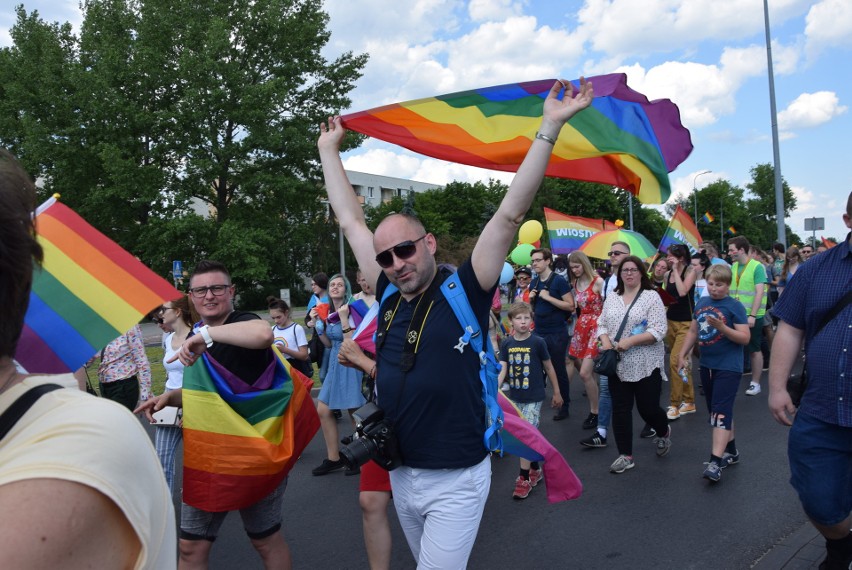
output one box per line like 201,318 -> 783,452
508,220 -> 543,269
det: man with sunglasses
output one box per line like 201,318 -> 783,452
318,78 -> 593,568
139,261 -> 296,569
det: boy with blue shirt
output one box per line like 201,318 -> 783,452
498,302 -> 562,499
677,265 -> 750,482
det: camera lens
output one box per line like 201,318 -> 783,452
340,437 -> 376,469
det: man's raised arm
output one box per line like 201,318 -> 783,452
318,118 -> 382,289
471,78 -> 594,290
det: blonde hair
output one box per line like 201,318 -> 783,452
705,264 -> 732,285
567,251 -> 597,285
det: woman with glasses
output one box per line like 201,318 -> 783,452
663,244 -> 698,421
310,274 -> 366,476
154,296 -> 196,495
597,256 -> 670,473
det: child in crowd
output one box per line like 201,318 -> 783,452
676,265 -> 750,483
498,302 -> 563,499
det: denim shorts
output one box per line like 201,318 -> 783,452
788,412 -> 852,526
180,477 -> 288,541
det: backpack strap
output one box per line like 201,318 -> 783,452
440,272 -> 504,455
0,384 -> 63,440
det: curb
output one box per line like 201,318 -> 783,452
752,521 -> 822,569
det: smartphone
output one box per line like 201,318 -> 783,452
152,406 -> 181,425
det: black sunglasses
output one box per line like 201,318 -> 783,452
375,235 -> 427,268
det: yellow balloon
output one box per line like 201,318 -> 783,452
518,220 -> 543,244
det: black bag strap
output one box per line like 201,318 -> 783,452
0,384 -> 63,440
613,290 -> 643,342
812,289 -> 852,340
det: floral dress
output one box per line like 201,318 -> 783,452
569,279 -> 604,360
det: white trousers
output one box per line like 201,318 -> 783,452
389,455 -> 491,569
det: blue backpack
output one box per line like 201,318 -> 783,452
379,271 -> 504,456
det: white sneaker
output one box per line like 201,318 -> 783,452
745,383 -> 761,396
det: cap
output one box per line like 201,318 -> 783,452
515,267 -> 532,277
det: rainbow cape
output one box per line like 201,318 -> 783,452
544,207 -> 616,254
182,346 -> 320,512
341,73 -> 692,204
16,200 -> 180,373
499,392 -> 583,503
658,206 -> 702,255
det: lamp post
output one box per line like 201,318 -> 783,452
692,170 -> 712,223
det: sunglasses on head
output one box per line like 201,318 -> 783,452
375,235 -> 427,268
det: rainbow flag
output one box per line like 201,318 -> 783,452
182,347 -> 320,512
700,211 -> 714,224
726,226 -> 737,235
658,206 -> 702,255
543,207 -> 616,254
16,200 -> 180,373
341,73 -> 693,204
498,392 -> 582,503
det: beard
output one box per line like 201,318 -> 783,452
389,256 -> 437,296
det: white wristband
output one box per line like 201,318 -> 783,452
199,325 -> 214,348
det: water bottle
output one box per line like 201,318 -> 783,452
630,318 -> 648,336
315,320 -> 325,335
678,368 -> 689,383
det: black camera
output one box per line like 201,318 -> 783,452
339,402 -> 402,471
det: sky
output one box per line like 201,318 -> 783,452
3,0 -> 851,243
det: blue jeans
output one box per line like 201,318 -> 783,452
598,375 -> 612,431
535,328 -> 571,409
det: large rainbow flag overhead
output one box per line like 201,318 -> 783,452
544,207 -> 616,254
658,205 -> 703,255
182,347 -> 320,512
341,73 -> 692,204
16,200 -> 180,373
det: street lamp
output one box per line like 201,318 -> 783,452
692,170 -> 712,223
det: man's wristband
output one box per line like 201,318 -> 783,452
341,326 -> 352,334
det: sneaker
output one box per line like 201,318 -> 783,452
501,381 -> 510,392
311,458 -> 345,476
529,468 -> 543,487
580,433 -> 607,448
679,403 -> 697,415
582,413 -> 599,430
512,476 -> 532,499
703,462 -> 722,482
745,383 -> 761,396
666,405 -> 681,420
610,454 -> 635,474
640,425 -> 657,439
721,451 -> 740,468
654,426 -> 672,457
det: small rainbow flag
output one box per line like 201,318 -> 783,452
16,200 -> 180,373
658,206 -> 702,255
543,207 -> 616,254
341,73 -> 693,204
498,392 -> 582,503
182,347 -> 320,512
821,236 -> 837,249
700,211 -> 714,224
726,226 -> 737,235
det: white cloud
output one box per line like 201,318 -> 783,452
805,0 -> 852,53
468,0 -> 526,22
778,91 -> 848,130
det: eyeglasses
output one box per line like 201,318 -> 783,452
621,267 -> 640,274
530,257 -> 546,263
188,284 -> 231,298
375,235 -> 427,268
516,275 -> 530,280
608,250 -> 628,257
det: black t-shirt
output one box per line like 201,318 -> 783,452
206,311 -> 272,385
375,260 -> 494,469
531,272 -> 572,332
500,334 -> 550,403
665,268 -> 695,322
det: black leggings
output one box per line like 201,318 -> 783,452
99,375 -> 139,412
609,368 -> 669,456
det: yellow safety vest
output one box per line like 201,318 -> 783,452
731,259 -> 767,317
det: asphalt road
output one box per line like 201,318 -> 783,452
145,357 -> 805,570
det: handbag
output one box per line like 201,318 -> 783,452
308,331 -> 325,364
593,291 -> 643,377
786,289 -> 852,407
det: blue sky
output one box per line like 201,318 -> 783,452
3,0 -> 851,242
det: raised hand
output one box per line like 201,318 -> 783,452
318,116 -> 346,152
541,77 -> 594,129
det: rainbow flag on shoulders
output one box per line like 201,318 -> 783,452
544,207 -> 616,254
658,206 -> 702,255
16,199 -> 180,373
341,73 -> 693,204
182,347 -> 320,512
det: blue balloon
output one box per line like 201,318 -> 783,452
499,262 -> 514,285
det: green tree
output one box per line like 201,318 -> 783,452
744,163 -> 799,247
